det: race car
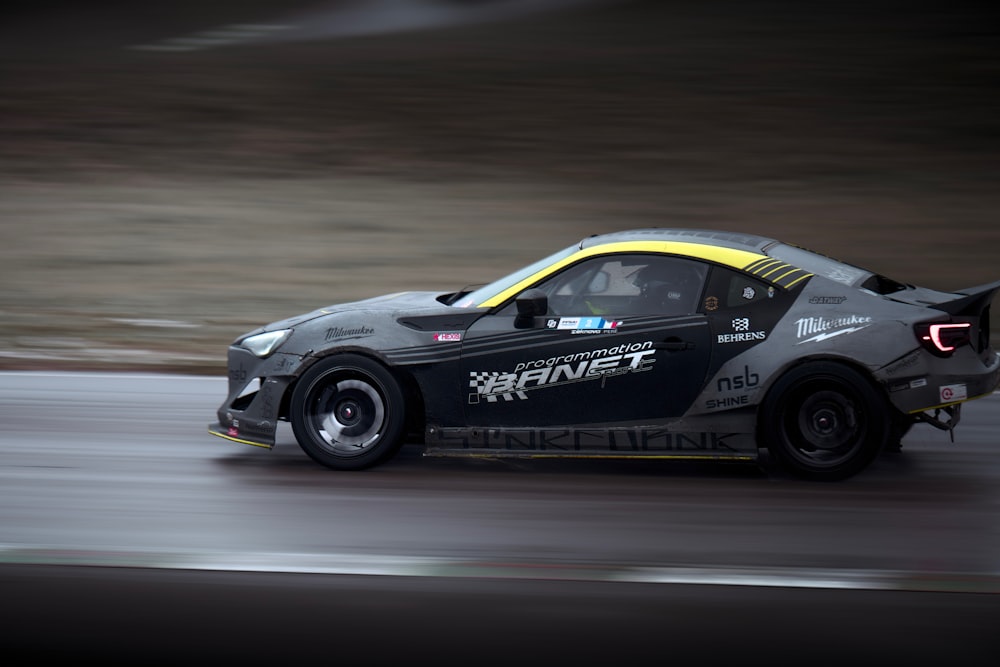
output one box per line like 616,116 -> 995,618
209,228 -> 1000,480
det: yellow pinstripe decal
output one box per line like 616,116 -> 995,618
784,272 -> 813,288
747,259 -> 782,274
771,268 -> 803,284
428,452 -> 756,461
479,241 -> 768,307
759,263 -> 791,279
906,391 -> 995,414
515,453 -> 757,461
208,428 -> 273,449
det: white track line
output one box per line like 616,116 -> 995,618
2,545 -> 997,593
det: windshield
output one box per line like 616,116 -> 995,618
450,244 -> 579,308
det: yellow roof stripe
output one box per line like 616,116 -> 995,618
771,268 -> 804,284
771,264 -> 802,284
784,272 -> 813,288
747,258 -> 782,274
479,241 -> 768,308
759,263 -> 792,279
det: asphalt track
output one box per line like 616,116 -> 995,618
1,372 -> 998,664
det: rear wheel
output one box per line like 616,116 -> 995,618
290,354 -> 406,470
758,362 -> 889,481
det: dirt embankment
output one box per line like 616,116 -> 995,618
1,0 -> 998,372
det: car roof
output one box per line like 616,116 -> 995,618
474,228 -> 812,308
579,228 -> 778,253
579,228 -> 811,288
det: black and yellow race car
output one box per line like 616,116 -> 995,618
209,228 -> 1000,480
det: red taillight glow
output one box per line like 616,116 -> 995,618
916,322 -> 971,356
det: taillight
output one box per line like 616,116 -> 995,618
915,322 -> 971,357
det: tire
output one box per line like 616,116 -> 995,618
290,354 -> 407,471
758,362 -> 889,481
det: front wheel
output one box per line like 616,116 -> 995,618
290,354 -> 407,470
758,362 -> 889,481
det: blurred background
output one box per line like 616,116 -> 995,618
1,0 -> 998,372
3,4 -> 1000,664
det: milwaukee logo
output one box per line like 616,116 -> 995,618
325,326 -> 374,341
795,315 -> 872,343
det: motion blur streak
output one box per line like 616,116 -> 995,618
130,0 -> 627,51
274,0 -> 627,43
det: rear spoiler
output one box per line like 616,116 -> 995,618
932,279 -> 1000,316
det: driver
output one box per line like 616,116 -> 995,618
632,261 -> 702,314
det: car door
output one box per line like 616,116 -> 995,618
459,253 -> 713,428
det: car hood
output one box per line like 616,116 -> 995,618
250,291 -> 451,335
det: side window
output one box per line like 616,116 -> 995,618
625,255 -> 707,315
546,258 -> 641,314
500,254 -> 708,316
703,267 -> 774,311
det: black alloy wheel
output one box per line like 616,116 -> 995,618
759,362 -> 890,481
290,354 -> 407,471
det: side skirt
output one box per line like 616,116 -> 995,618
424,426 -> 758,461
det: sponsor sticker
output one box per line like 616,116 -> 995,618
716,365 -> 760,392
325,326 -> 375,342
705,395 -> 750,409
553,317 -> 622,334
704,295 -> 719,311
795,315 -> 872,344
433,332 -> 462,342
716,317 -> 767,344
469,341 -> 655,403
939,384 -> 967,402
705,365 -> 760,410
889,378 -> 928,393
884,352 -> 920,376
742,286 -> 756,300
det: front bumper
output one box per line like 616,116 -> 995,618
209,345 -> 301,449
208,421 -> 275,449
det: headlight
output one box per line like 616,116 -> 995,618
239,329 -> 292,358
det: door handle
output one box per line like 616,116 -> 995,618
653,340 -> 695,351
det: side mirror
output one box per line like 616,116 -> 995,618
514,289 -> 548,328
516,289 -> 548,317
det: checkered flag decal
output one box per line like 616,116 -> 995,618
468,371 -> 528,403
